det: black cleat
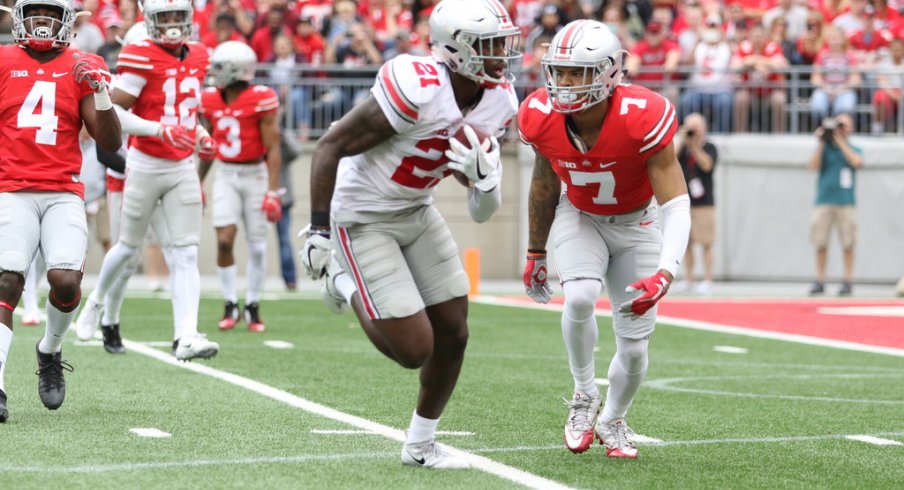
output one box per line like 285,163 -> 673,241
244,302 -> 265,333
218,301 -> 240,331
0,388 -> 8,423
101,324 -> 126,354
35,344 -> 73,410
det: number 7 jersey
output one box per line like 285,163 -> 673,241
330,54 -> 518,218
518,84 -> 677,215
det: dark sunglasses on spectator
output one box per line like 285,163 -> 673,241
807,23 -> 820,29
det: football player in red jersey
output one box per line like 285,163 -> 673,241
198,41 -> 282,333
75,0 -> 220,362
0,0 -> 121,421
519,20 -> 691,459
300,0 -> 521,469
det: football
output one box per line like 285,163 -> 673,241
449,125 -> 491,187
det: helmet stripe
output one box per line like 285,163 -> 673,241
557,20 -> 586,55
484,0 -> 509,19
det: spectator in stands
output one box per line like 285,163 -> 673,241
723,1 -> 750,45
739,0 -> 775,22
509,0 -> 545,38
834,0 -> 870,35
268,35 -> 311,142
325,0 -> 362,44
202,13 -> 247,49
871,0 -> 896,30
602,4 -> 636,51
675,113 -> 718,296
626,20 -> 681,103
276,135 -> 300,291
820,0 -> 851,23
681,15 -> 734,132
525,4 -> 564,58
293,17 -> 326,66
733,23 -> 789,132
871,36 -> 904,134
730,18 -> 751,50
360,0 -> 413,52
849,6 -> 890,71
383,29 -> 428,59
792,11 -> 826,67
518,32 -> 552,94
293,0 -> 333,33
769,15 -> 798,63
808,113 -> 862,296
207,0 -> 256,38
810,26 -> 861,126
73,1 -> 104,52
323,22 -> 382,113
96,15 -> 124,71
251,3 -> 292,62
677,2 -> 705,64
762,0 -> 809,40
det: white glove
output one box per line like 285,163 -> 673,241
299,225 -> 331,280
444,126 -> 501,192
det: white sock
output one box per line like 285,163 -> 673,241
406,410 -> 440,445
334,273 -> 357,304
245,240 -> 266,304
562,280 -> 602,395
102,254 -> 140,326
94,242 -> 138,298
600,336 -> 650,423
0,324 -> 12,392
170,245 -> 200,339
40,298 -> 76,354
218,265 -> 238,303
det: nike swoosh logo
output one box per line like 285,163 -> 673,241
189,69 -> 199,75
476,161 -> 487,180
599,161 -> 617,169
406,449 -> 425,465
52,72 -> 68,78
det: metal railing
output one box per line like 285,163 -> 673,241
255,63 -> 904,139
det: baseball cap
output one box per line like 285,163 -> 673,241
646,21 -> 664,34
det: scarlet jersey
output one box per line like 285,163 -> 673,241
199,85 -> 279,162
330,54 -> 518,217
518,84 -> 677,215
115,40 -> 209,161
0,45 -> 108,198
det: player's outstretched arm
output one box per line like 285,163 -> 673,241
309,95 -> 397,227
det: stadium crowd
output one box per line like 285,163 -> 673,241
3,0 -> 904,135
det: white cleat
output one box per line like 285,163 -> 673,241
75,298 -> 102,341
563,391 -> 602,454
321,255 -> 349,315
174,334 -> 219,361
401,439 -> 470,469
596,418 -> 639,459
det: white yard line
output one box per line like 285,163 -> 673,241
713,346 -> 749,354
122,340 -> 574,490
311,429 -> 474,436
474,296 -> 904,358
263,340 -> 294,349
129,428 -> 172,438
844,435 -> 904,446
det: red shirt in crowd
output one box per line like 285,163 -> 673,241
632,39 -> 680,82
735,38 -> 786,94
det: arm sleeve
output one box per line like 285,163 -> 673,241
114,103 -> 161,137
466,183 -> 502,223
657,194 -> 691,276
96,145 -> 126,174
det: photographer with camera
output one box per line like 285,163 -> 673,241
675,113 -> 718,295
808,113 -> 863,296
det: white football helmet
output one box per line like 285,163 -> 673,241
208,41 -> 257,88
429,0 -> 522,86
5,0 -> 76,52
141,0 -> 193,48
542,20 -> 627,113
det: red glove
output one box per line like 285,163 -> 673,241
261,191 -> 282,223
198,134 -> 218,160
618,271 -> 671,319
523,251 -> 553,303
158,124 -> 195,150
71,56 -> 110,93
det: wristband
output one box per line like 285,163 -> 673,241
527,248 -> 547,255
94,87 -> 113,111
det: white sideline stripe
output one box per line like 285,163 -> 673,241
263,340 -> 294,349
74,340 -> 103,347
713,345 -> 749,354
473,296 -> 904,358
595,378 -> 609,386
142,341 -> 173,347
122,340 -> 573,490
817,306 -> 904,317
129,428 -> 171,438
632,434 -> 663,443
844,435 -> 903,446
311,429 -> 474,436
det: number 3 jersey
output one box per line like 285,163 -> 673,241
0,45 -> 109,198
115,40 -> 209,171
330,54 -> 518,218
199,85 -> 279,162
518,84 -> 677,215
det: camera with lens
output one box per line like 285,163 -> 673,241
820,117 -> 838,143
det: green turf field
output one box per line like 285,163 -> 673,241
1,297 -> 902,489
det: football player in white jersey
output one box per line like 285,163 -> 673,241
301,0 -> 521,469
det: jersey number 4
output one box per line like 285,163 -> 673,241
18,81 -> 60,146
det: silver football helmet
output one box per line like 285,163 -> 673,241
5,0 -> 76,52
141,0 -> 193,48
429,0 -> 522,86
542,20 -> 627,113
208,41 -> 257,88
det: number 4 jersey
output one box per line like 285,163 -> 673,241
0,45 -> 109,198
330,54 -> 518,219
199,85 -> 279,162
115,40 -> 209,171
518,84 -> 677,215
